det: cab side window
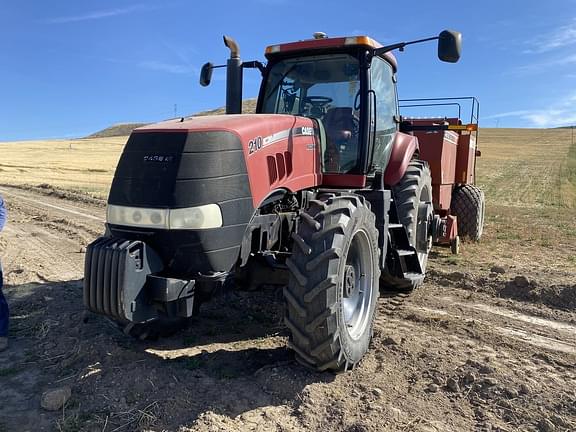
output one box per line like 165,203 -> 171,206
370,58 -> 397,172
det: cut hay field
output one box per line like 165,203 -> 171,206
477,127 -> 575,209
0,136 -> 126,199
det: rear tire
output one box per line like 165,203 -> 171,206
451,184 -> 485,241
284,194 -> 380,372
382,160 -> 433,291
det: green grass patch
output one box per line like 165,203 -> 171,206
567,133 -> 576,184
495,231 -> 521,241
215,366 -> 241,380
56,412 -> 91,432
0,366 -> 22,377
443,256 -> 461,265
181,357 -> 203,371
182,334 -> 197,345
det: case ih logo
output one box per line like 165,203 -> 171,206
143,155 -> 175,163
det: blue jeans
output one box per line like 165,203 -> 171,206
0,272 -> 8,337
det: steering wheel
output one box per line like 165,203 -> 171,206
304,96 -> 333,118
304,96 -> 333,106
351,116 -> 360,137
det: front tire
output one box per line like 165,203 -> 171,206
284,194 -> 380,372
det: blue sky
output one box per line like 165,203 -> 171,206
1,0 -> 575,141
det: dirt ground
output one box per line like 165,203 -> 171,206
0,128 -> 575,432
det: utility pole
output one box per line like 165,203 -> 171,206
174,104 -> 178,118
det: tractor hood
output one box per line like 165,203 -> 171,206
115,114 -> 322,208
106,113 -> 321,275
134,113 -> 314,148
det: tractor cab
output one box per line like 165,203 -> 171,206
258,52 -> 364,174
200,30 -> 461,184
257,36 -> 398,178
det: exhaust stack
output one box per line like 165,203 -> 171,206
223,36 -> 242,114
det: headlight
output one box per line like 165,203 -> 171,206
107,205 -> 169,229
169,204 -> 222,229
106,204 -> 222,230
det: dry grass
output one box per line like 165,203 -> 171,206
477,128 -> 576,209
442,128 -> 576,273
0,126 -> 574,209
0,137 -> 126,199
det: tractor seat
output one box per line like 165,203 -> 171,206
323,107 -> 355,142
322,107 -> 358,172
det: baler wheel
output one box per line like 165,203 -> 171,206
284,194 -> 380,372
451,184 -> 485,241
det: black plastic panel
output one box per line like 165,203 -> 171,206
106,130 -> 256,274
177,150 -> 246,179
172,175 -> 251,207
109,130 -> 252,209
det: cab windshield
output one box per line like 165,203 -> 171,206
260,54 -> 361,173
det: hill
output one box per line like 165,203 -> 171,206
86,99 -> 258,138
193,98 -> 257,117
86,123 -> 147,138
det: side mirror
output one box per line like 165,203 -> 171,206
200,62 -> 214,87
438,30 -> 462,63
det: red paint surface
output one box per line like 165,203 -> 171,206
384,132 -> 419,186
455,132 -> 477,185
433,184 -> 453,211
135,114 -> 322,208
415,129 -> 458,187
405,118 -> 479,188
437,214 -> 458,244
322,174 -> 366,188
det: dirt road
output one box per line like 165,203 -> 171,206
0,184 -> 574,432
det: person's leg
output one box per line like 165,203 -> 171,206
0,271 -> 8,350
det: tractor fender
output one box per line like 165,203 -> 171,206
384,132 -> 420,186
238,188 -> 292,266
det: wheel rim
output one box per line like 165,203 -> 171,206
341,229 -> 374,340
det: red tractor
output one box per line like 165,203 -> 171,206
84,30 -> 484,372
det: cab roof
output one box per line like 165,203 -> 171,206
265,35 -> 398,71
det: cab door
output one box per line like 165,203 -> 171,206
368,56 -> 398,174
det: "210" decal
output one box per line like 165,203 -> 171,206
248,136 -> 263,154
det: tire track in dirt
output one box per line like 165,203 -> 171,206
404,303 -> 576,355
0,185 -> 105,250
0,184 -> 575,431
0,186 -> 105,219
0,184 -> 106,282
372,290 -> 576,431
3,223 -> 83,282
